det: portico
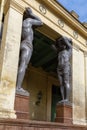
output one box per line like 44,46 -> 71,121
0,0 -> 87,127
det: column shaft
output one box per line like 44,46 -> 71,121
0,5 -> 23,118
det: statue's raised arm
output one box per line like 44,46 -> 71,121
61,36 -> 72,57
24,7 -> 43,26
62,36 -> 72,48
0,23 -> 3,45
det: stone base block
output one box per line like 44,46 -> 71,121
14,93 -> 29,119
55,102 -> 72,124
0,119 -> 87,130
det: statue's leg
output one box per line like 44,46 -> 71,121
16,64 -> 26,90
16,57 -> 26,90
26,47 -> 33,66
57,70 -> 64,101
60,83 -> 64,101
63,72 -> 71,101
16,46 -> 30,90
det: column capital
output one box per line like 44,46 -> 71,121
4,0 -> 25,15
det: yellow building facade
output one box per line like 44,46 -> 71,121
0,0 -> 87,126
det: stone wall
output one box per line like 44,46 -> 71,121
24,66 -> 59,121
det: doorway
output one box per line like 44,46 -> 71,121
51,85 -> 61,122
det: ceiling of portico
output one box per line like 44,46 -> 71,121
30,29 -> 60,77
37,24 -> 60,41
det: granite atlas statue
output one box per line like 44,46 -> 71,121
52,36 -> 72,103
16,8 -> 43,93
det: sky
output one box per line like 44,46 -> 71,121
57,0 -> 87,23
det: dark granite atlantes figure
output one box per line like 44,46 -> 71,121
16,8 -> 43,93
0,23 -> 3,45
52,36 -> 72,103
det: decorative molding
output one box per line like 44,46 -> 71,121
73,31 -> 78,39
39,4 -> 47,14
58,19 -> 64,28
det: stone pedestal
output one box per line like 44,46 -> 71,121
55,102 -> 72,124
15,92 -> 29,119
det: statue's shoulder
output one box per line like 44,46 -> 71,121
22,18 -> 31,27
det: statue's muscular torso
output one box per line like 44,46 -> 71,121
58,50 -> 70,68
22,18 -> 34,45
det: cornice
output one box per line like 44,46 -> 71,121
38,0 -> 87,38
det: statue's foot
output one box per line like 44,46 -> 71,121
64,99 -> 68,102
16,87 -> 29,96
58,100 -> 65,104
58,99 -> 71,105
58,99 -> 69,103
16,87 -> 26,92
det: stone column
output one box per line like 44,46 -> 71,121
0,0 -> 24,118
84,52 -> 87,124
72,45 -> 79,124
72,44 -> 86,125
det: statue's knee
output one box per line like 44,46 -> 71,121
18,67 -> 26,74
64,80 -> 69,87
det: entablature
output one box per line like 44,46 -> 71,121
3,0 -> 87,52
